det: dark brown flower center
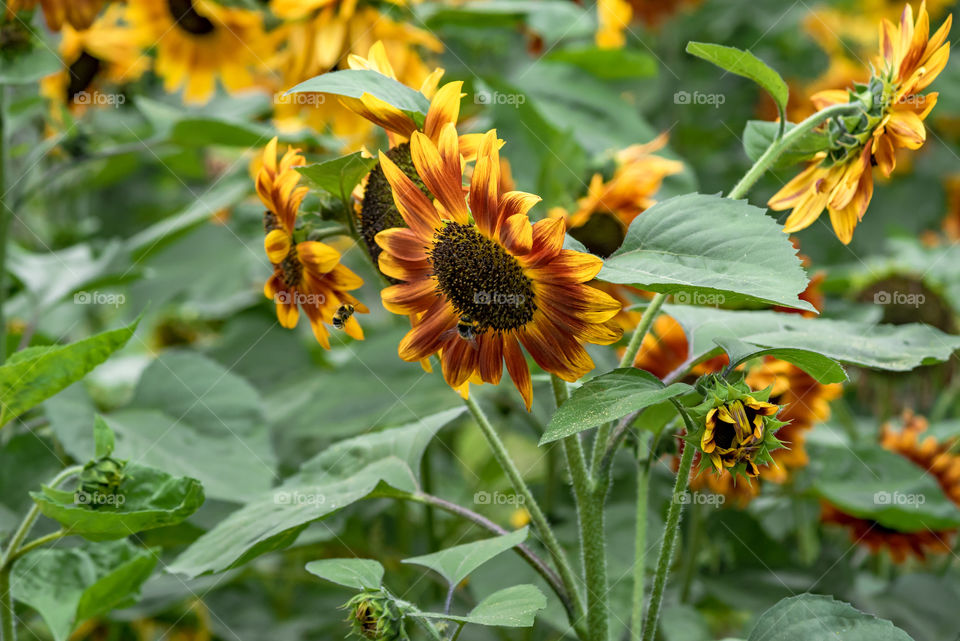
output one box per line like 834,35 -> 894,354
66,51 -> 101,103
360,143 -> 428,284
167,0 -> 216,35
280,246 -> 302,288
713,420 -> 736,450
429,222 -> 536,332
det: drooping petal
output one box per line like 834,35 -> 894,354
503,335 -> 532,410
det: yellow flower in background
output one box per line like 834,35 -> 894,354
769,1 -> 951,244
375,127 -> 622,408
257,138 -> 367,348
40,6 -> 147,114
127,0 -> 268,105
595,0 -> 700,47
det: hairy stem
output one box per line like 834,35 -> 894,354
462,395 -> 587,637
641,410 -> 696,641
631,436 -> 651,639
726,102 -> 865,201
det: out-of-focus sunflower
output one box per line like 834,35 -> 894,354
257,137 -> 367,348
375,126 -> 623,408
8,0 -> 107,31
595,0 -> 700,47
127,0 -> 267,105
268,4 -> 442,148
631,314 -> 728,380
822,411 -> 960,562
941,174 -> 960,242
769,1 -> 951,244
40,6 -> 147,115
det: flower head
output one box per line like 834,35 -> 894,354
257,138 -> 367,348
375,125 -> 623,408
344,591 -> 406,640
768,1 -> 951,244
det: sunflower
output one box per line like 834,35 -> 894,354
595,0 -> 699,47
768,1 -> 951,244
127,0 -> 267,105
257,137 -> 367,348
40,6 -> 147,114
12,0 -> 107,31
701,396 -> 780,476
822,411 -> 960,562
375,126 -> 623,408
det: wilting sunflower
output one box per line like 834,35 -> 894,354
700,397 -> 780,477
823,411 -> 960,562
768,1 -> 951,244
40,6 -> 147,114
257,138 -> 367,348
127,0 -> 267,105
375,126 -> 623,408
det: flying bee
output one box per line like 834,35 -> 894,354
441,314 -> 479,350
332,304 -> 354,330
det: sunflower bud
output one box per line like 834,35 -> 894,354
344,591 -> 406,641
75,455 -> 127,508
688,377 -> 786,479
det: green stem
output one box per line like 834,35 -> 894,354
0,85 -> 9,365
6,531 -> 67,565
551,375 -> 607,641
591,293 -> 667,475
641,410 -> 696,641
0,568 -> 11,641
462,395 -> 587,638
678,502 -> 703,603
726,102 -> 866,201
631,436 -> 651,640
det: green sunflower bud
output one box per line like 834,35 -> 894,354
687,377 -> 786,480
75,455 -> 127,509
343,590 -> 406,641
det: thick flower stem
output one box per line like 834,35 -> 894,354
631,436 -> 651,639
726,102 -> 866,201
591,293 -> 667,475
552,375 -> 608,641
0,568 -> 11,641
462,394 -> 588,638
641,412 -> 696,641
0,86 -> 9,365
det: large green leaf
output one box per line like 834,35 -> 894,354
286,69 -> 430,120
422,585 -> 547,628
0,319 -> 138,427
403,527 -> 528,586
747,594 -> 913,641
106,351 -> 276,501
305,558 -> 384,590
743,120 -> 829,169
418,0 -> 593,41
812,442 -> 960,531
686,42 -> 788,118
0,45 -> 61,84
714,337 -> 848,384
30,463 -> 204,541
599,194 -> 815,311
666,305 -> 960,372
11,540 -> 157,641
544,46 -> 657,79
169,407 -> 465,577
297,152 -> 378,200
541,369 -> 692,444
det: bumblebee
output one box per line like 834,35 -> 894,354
332,304 -> 355,330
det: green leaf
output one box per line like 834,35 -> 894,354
713,337 -> 848,384
305,558 -> 384,590
168,408 -> 465,577
418,1 -> 593,41
297,152 -> 379,200
402,527 -> 528,586
422,585 -> 547,627
666,305 -> 960,372
747,594 -> 914,641
107,351 -> 276,501
286,69 -> 430,120
0,46 -> 61,84
0,319 -> 138,427
812,443 -> 960,531
599,194 -> 816,312
686,42 -> 788,117
11,540 -> 157,641
541,370 -> 692,444
743,120 -> 830,169
544,46 -> 657,79
30,463 -> 204,541
93,416 -> 115,459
